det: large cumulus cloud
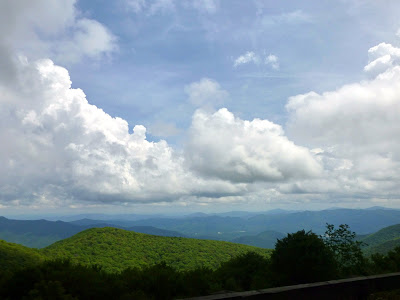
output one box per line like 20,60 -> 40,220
0,0 -> 117,66
0,59 -> 256,208
0,58 -> 189,206
285,43 -> 400,201
0,58 -> 324,208
186,108 -> 322,183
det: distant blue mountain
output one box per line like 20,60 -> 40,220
3,207 -> 400,249
0,216 -> 186,248
231,230 -> 286,248
122,208 -> 400,238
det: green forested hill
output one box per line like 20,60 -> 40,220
365,238 -> 400,255
0,240 -> 44,276
361,224 -> 400,255
42,227 -> 271,273
362,224 -> 400,247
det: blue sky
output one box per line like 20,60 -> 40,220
1,0 -> 400,214
67,0 -> 399,135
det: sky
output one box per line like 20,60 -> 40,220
2,0 -> 400,215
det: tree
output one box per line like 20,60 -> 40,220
269,230 -> 337,286
322,224 -> 366,276
370,246 -> 400,274
215,252 -> 271,291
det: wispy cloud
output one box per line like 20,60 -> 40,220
259,10 -> 313,27
126,0 -> 146,13
234,51 -> 279,70
265,54 -> 279,70
234,51 -> 260,67
185,78 -> 228,108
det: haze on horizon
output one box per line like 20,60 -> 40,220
1,0 -> 400,215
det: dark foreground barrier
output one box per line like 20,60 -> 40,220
183,272 -> 400,300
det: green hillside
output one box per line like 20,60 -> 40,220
361,224 -> 400,255
0,240 -> 44,276
365,238 -> 400,255
42,227 -> 271,273
362,224 -> 400,247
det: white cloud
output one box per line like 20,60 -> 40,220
0,0 -> 117,65
364,43 -> 400,77
0,58 -> 255,208
126,0 -> 146,13
0,58 -> 188,206
148,0 -> 175,15
0,58 -> 327,209
185,78 -> 228,108
56,19 -> 118,63
286,43 -> 400,200
186,108 -> 322,183
265,54 -> 279,70
234,51 -> 279,69
0,0 -> 76,38
234,51 -> 260,67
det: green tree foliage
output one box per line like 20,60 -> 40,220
362,224 -> 400,248
322,224 -> 366,276
121,263 -> 182,299
0,239 -> 44,284
6,224 -> 400,299
0,259 -> 118,300
365,238 -> 400,256
369,246 -> 400,274
269,230 -> 338,286
361,224 -> 400,255
42,227 -> 271,272
0,253 -> 271,299
215,252 -> 271,291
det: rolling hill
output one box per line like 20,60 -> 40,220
0,240 -> 44,276
41,227 -> 271,273
364,239 -> 400,255
362,224 -> 400,248
361,224 -> 400,255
